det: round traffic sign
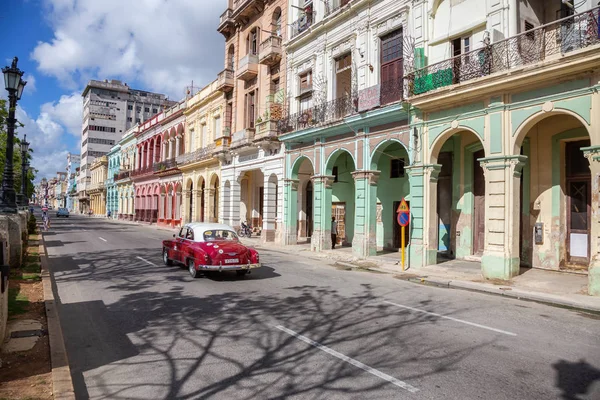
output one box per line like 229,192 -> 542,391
397,212 -> 410,227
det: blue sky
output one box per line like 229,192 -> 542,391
1,0 -> 225,181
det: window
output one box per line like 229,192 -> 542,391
127,105 -> 133,110
128,117 -> 132,122
335,53 -> 352,99
152,108 -> 157,114
144,107 -> 149,112
299,71 -> 312,94
332,167 -> 339,182
390,158 -> 405,178
299,96 -> 313,112
88,125 -> 116,133
245,90 -> 257,128
248,28 -> 259,55
201,124 -> 208,147
135,118 -> 140,123
452,36 -> 470,57
214,116 -> 222,139
380,29 -> 403,104
228,45 -> 235,70
136,106 -> 141,112
189,129 -> 195,152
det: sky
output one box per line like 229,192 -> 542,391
0,0 -> 226,182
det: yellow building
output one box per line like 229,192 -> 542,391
88,156 -> 108,215
179,80 -> 223,223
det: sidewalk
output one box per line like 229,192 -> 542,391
245,238 -> 600,313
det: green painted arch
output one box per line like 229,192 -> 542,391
290,155 -> 315,179
429,125 -> 485,164
512,109 -> 591,155
325,148 -> 356,175
369,138 -> 410,170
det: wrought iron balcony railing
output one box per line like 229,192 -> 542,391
154,158 -> 177,172
291,12 -> 316,39
131,166 -> 153,177
219,8 -> 233,25
176,144 -> 216,166
277,94 -> 358,135
114,171 -> 131,181
408,6 -> 600,96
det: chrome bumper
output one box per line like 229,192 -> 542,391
197,263 -> 261,271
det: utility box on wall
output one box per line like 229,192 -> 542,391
534,222 -> 544,245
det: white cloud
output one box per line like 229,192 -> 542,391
32,0 -> 225,98
23,74 -> 37,93
40,92 -> 82,137
16,105 -> 77,182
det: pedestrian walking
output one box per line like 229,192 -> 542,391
107,210 -> 111,219
331,216 -> 338,249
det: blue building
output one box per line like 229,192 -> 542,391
106,145 -> 121,219
65,153 -> 80,212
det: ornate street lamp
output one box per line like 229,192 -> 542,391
1,57 -> 27,213
19,134 -> 30,207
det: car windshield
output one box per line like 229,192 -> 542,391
203,230 -> 239,242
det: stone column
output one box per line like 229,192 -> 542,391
183,190 -> 192,223
583,146 -> 600,295
262,176 -> 277,242
351,170 -> 379,258
229,179 -> 241,229
406,164 -> 440,269
175,137 -> 180,159
205,188 -> 215,222
310,175 -> 335,252
283,179 -> 299,245
479,155 -> 527,280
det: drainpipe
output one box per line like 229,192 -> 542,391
508,0 -> 518,37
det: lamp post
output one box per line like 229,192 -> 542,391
19,134 -> 30,207
1,57 -> 27,214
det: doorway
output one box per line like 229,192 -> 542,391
566,140 -> 591,266
306,180 -> 313,237
437,151 -> 453,253
332,202 -> 346,246
472,149 -> 485,256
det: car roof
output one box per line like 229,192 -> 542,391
183,223 -> 236,242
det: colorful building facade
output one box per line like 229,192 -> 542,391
89,156 -> 108,215
116,126 -> 137,220
106,145 -> 120,218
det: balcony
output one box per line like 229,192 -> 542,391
230,128 -> 255,149
357,78 -> 404,112
217,8 -> 234,38
176,144 -> 216,166
131,166 -> 154,178
324,0 -> 353,17
231,0 -> 264,23
408,7 -> 600,97
114,170 -> 131,181
291,12 -> 316,39
154,158 -> 178,174
277,94 -> 357,135
217,69 -> 234,92
259,36 -> 282,66
254,120 -> 278,142
237,53 -> 259,81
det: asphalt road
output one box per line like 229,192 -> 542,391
41,211 -> 600,400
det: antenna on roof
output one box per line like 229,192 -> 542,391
185,80 -> 199,99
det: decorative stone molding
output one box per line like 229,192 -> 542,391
351,170 -> 380,186
542,101 -> 554,113
478,155 -> 528,178
311,175 -> 336,189
582,145 -> 600,163
284,179 -> 300,191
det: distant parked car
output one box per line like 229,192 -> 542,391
162,223 -> 261,279
56,208 -> 70,218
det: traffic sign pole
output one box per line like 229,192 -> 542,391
396,198 -> 410,272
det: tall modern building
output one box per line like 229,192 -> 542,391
77,79 -> 176,213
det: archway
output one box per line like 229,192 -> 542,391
210,174 -> 219,223
291,156 -> 315,240
239,169 -> 264,231
370,140 -> 411,251
514,112 -> 593,272
325,150 -> 356,248
427,128 -> 486,263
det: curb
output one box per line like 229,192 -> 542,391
39,231 -> 76,400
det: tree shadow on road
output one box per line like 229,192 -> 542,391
553,359 -> 600,400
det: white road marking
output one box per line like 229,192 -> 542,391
137,256 -> 156,266
384,301 -> 517,337
274,325 -> 419,393
98,237 -> 107,242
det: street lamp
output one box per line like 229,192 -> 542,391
19,134 -> 30,207
1,57 -> 27,213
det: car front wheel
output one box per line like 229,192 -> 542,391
163,248 -> 173,266
188,259 -> 200,279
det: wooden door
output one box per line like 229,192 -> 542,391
566,140 -> 591,266
380,29 -> 403,105
473,150 -> 486,256
437,152 -> 453,252
332,202 -> 346,245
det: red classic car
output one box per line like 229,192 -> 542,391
162,223 -> 261,278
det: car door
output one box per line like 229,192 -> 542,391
173,227 -> 186,262
181,228 -> 195,263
